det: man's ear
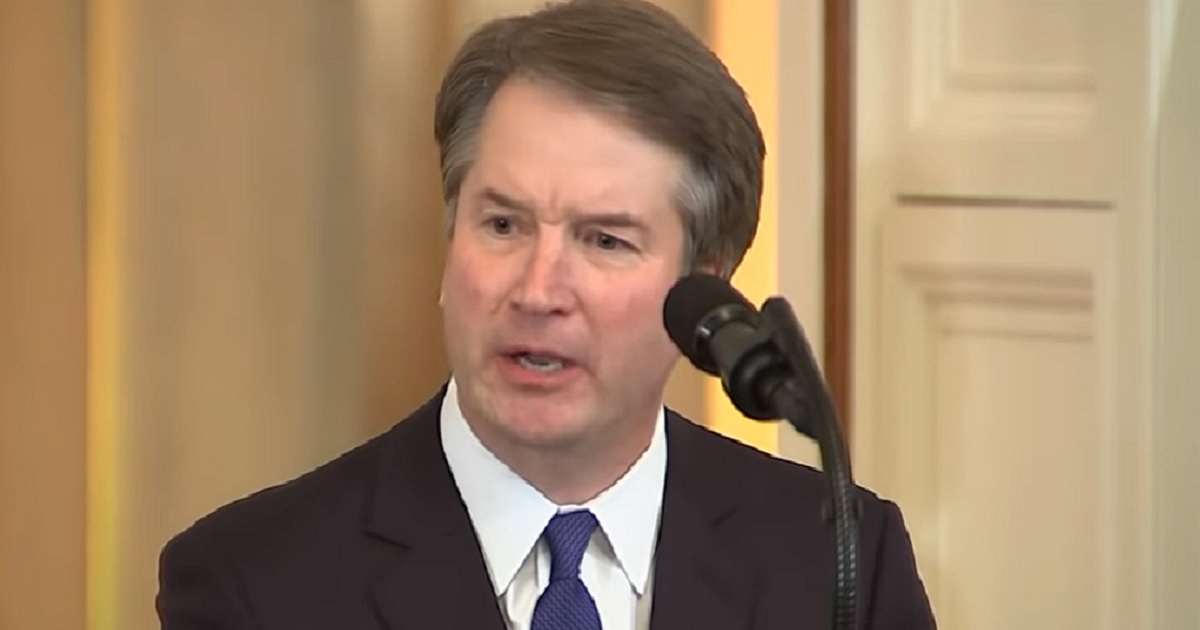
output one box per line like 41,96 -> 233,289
691,261 -> 725,278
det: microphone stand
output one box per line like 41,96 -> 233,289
758,297 -> 860,630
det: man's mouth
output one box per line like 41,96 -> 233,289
514,352 -> 566,372
503,348 -> 577,373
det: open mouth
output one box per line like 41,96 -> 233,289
511,352 -> 571,372
500,344 -> 582,374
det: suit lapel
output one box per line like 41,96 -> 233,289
368,539 -> 506,630
649,412 -> 759,630
363,390 -> 507,630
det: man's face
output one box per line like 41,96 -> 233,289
440,76 -> 688,455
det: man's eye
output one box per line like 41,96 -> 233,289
592,232 -> 630,251
488,216 -> 514,235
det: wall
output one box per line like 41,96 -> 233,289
774,0 -> 825,467
0,1 -> 87,629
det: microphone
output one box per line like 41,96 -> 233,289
663,272 -> 800,424
663,272 -> 860,630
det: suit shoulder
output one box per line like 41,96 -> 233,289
162,422 -> 396,559
671,413 -> 821,486
670,413 -> 891,511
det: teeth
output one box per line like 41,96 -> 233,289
517,354 -> 565,372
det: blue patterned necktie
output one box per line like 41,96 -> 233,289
530,510 -> 603,630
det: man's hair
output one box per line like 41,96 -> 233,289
433,0 -> 765,278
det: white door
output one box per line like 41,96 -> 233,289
852,1 -> 1156,628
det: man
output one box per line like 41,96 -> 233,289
156,1 -> 936,628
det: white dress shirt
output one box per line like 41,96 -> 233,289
440,378 -> 666,630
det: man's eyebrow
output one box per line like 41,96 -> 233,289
476,188 -> 649,231
575,211 -> 649,232
478,187 -> 535,213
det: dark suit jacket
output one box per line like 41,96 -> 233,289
157,388 -> 936,629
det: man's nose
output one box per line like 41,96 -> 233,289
510,232 -> 574,316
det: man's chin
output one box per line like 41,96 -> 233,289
490,400 -> 597,446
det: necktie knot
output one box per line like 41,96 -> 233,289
543,510 -> 599,581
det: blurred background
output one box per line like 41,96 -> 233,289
1,0 -> 1196,629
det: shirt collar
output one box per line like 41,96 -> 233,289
439,377 -> 667,597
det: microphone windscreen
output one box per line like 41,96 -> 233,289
662,273 -> 755,363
